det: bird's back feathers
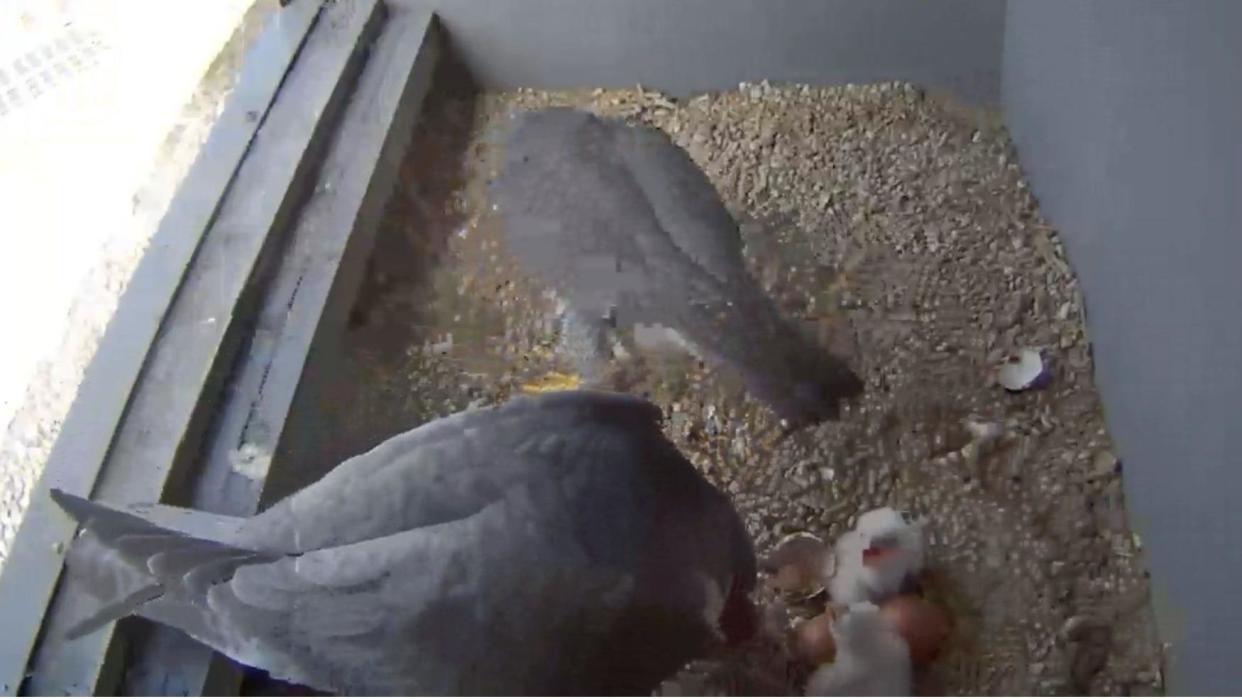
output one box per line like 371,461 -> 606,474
50,391 -> 755,695
492,108 -> 863,426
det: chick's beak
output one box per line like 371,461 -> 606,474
861,535 -> 900,567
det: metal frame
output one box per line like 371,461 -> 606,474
0,0 -> 441,694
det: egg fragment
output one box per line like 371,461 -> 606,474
878,595 -> 951,666
763,532 -> 832,597
997,347 -> 1049,392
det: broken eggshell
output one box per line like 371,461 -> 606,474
996,348 -> 1051,392
761,532 -> 832,598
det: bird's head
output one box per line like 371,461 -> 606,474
855,507 -> 923,573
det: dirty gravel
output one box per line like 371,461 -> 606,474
290,77 -> 1165,696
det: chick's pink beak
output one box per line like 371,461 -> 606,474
861,544 -> 894,566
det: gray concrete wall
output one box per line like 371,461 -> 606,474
407,0 -> 1004,102
1003,1 -> 1242,694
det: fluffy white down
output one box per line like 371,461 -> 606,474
805,602 -> 912,697
827,507 -> 924,605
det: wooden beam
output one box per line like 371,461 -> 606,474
0,1 -> 322,695
122,7 -> 442,695
10,0 -> 389,694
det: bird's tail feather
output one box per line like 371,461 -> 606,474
50,489 -> 275,645
677,280 -> 863,424
64,579 -> 163,640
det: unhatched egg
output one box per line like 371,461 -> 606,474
763,532 -> 830,598
879,595 -> 951,665
792,611 -> 837,664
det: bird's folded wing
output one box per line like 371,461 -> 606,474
613,123 -> 748,285
217,493 -> 635,694
238,391 -> 664,554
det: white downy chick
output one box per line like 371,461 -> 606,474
828,507 -> 924,605
805,602 -> 913,696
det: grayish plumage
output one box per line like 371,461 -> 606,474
490,108 -> 864,427
51,391 -> 756,695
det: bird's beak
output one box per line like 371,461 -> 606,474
861,535 -> 899,567
861,545 -> 887,565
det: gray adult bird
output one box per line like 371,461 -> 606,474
490,108 -> 864,427
50,391 -> 758,695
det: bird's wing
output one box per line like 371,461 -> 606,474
56,392 -> 753,693
213,496 -> 642,694
53,486 -> 637,694
216,406 -> 740,694
610,120 -> 749,284
237,391 -> 665,554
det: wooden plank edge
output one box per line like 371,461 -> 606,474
0,2 -> 323,695
21,1 -> 389,694
121,9 -> 443,695
212,9 -> 442,513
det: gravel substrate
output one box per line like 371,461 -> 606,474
282,78 -> 1166,696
